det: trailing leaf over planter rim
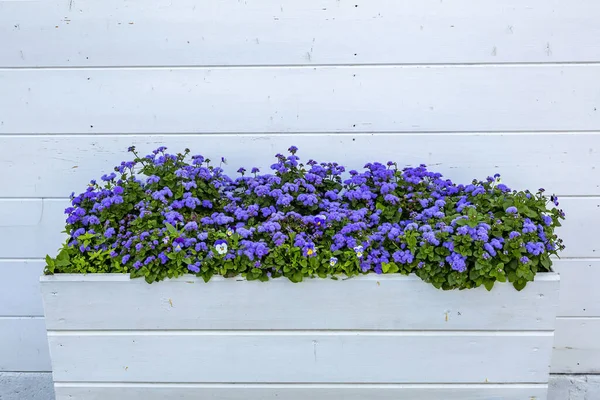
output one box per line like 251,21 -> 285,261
45,146 -> 565,291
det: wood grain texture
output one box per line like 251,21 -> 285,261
0,318 -> 51,372
553,259 -> 600,317
53,383 -> 548,400
1,65 -> 600,134
47,331 -> 553,383
1,132 -> 599,198
3,196 -> 594,258
0,260 -> 45,316
551,317 -> 600,373
40,274 -> 560,331
2,0 -> 599,67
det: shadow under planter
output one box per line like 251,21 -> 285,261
41,273 -> 559,400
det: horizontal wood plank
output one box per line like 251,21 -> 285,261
1,65 -> 600,134
47,331 -> 553,383
40,274 -> 559,331
0,318 -> 51,372
1,132 -> 599,198
53,383 -> 548,400
0,260 -> 45,316
556,197 -> 600,258
551,317 -> 600,373
0,199 -> 67,259
554,259 -> 600,317
2,196 -> 593,258
2,0 -> 600,67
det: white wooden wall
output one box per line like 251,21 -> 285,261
0,0 -> 599,378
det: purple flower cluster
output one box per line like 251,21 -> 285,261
48,146 -> 565,290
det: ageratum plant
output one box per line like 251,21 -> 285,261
45,146 -> 565,291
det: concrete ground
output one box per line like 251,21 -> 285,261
1,373 -> 598,400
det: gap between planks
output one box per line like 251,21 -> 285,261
47,330 -> 555,336
3,61 -> 600,70
54,382 -> 549,389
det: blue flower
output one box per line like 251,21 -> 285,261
72,228 -> 86,238
197,232 -> 209,241
523,218 -> 537,233
146,175 -> 160,184
187,262 -> 201,273
173,238 -> 185,252
509,231 -> 521,239
446,252 -> 467,272
329,257 -> 338,267
314,215 -> 327,227
303,243 -> 316,257
392,250 -> 414,264
101,172 -> 117,182
184,221 -> 198,231
506,206 -> 518,214
484,243 -> 497,257
525,241 -> 544,256
354,245 -> 364,258
215,239 -> 228,255
542,215 -> 552,226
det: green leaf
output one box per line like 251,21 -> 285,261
55,259 -> 71,267
45,255 -> 55,268
540,254 -> 552,270
382,263 -> 390,273
165,223 -> 178,236
484,280 -> 494,291
522,206 -> 538,218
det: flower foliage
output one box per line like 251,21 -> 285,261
45,146 -> 565,291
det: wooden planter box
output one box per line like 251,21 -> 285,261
41,273 -> 559,400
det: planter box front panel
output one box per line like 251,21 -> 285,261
48,331 -> 552,383
41,274 -> 559,400
42,274 -> 559,331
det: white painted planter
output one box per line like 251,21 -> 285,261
41,273 -> 559,400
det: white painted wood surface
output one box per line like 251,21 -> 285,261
47,331 -> 553,383
555,197 -> 600,258
0,199 -> 67,259
1,132 -> 598,198
53,383 -> 549,400
1,65 -> 600,135
3,0 -> 600,67
41,274 -> 560,331
41,274 -> 558,394
0,317 -> 51,372
0,260 -> 45,316
553,260 -> 600,317
552,318 -> 600,374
